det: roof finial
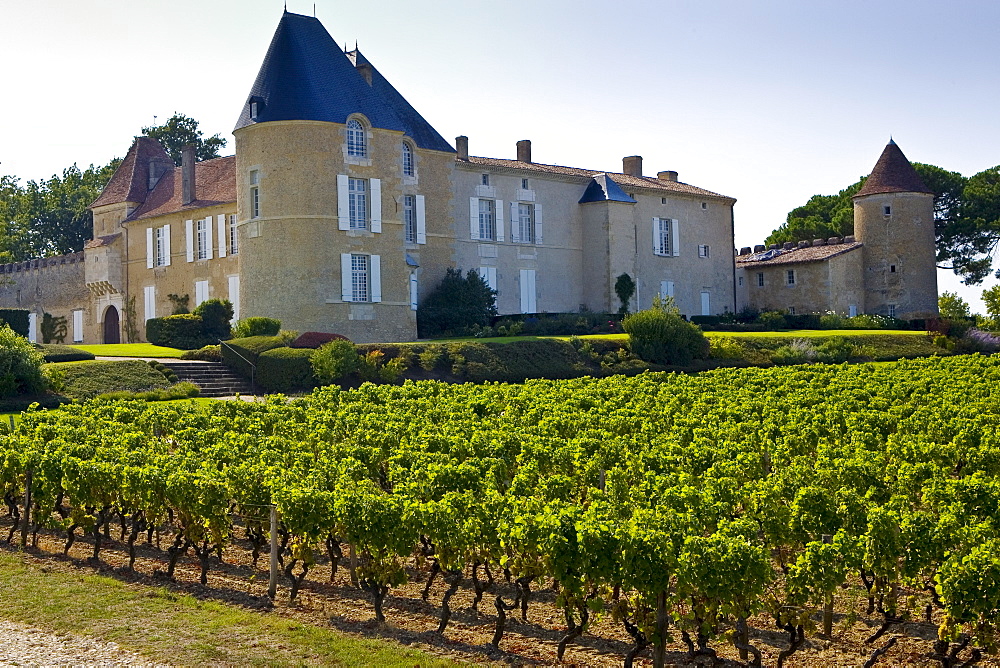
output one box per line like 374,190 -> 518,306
284,1 -> 287,11
313,3 -> 316,16
355,40 -> 358,51
889,135 -> 896,145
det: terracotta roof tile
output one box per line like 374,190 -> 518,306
466,156 -> 735,201
736,242 -> 862,267
128,156 -> 236,221
90,137 -> 173,208
84,233 -> 121,249
854,141 -> 932,197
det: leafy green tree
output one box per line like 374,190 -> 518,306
615,273 -> 636,315
947,165 -> 1000,284
416,268 -> 497,337
192,298 -> 234,341
938,291 -> 971,319
141,113 -> 226,166
983,285 -> 1000,320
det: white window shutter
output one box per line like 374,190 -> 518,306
217,214 -> 227,257
495,199 -> 505,242
144,286 -> 155,322
146,227 -> 154,268
185,219 -> 194,262
469,197 -> 479,240
534,203 -> 543,244
652,217 -> 660,254
672,219 -> 680,256
73,310 -> 83,343
370,254 -> 382,302
370,178 -> 382,232
337,175 -> 350,230
163,224 -> 171,265
409,273 -> 418,310
509,202 -> 520,243
415,195 -> 426,244
228,275 -> 240,321
667,281 -> 674,297
488,267 -> 497,291
205,218 -> 213,260
341,254 -> 353,301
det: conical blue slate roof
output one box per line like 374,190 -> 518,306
347,49 -> 453,152
579,174 -> 637,203
234,12 -> 405,135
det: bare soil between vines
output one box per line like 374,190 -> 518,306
0,519 -> 994,667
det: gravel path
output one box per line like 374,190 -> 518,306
0,620 -> 161,666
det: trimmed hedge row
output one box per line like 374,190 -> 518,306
0,309 -> 30,338
37,344 -> 95,363
257,348 -> 316,393
146,314 -> 209,350
221,336 -> 288,379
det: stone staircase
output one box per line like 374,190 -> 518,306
159,361 -> 257,398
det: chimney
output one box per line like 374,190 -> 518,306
516,139 -> 532,163
181,144 -> 196,205
356,62 -> 373,85
456,135 -> 469,161
623,155 -> 643,177
657,170 -> 678,182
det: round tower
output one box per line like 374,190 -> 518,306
852,140 -> 938,319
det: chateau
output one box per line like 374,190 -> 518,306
0,12 -> 937,345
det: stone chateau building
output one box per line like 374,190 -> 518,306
0,12 -> 936,345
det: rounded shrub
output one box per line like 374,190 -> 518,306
312,339 -> 360,384
231,317 -> 282,338
622,308 -> 708,366
0,325 -> 45,397
193,299 -> 234,341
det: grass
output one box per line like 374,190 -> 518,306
72,343 -> 186,358
0,551 -> 457,667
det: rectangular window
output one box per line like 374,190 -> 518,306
788,306 -> 796,315
849,304 -> 857,317
229,214 -> 239,254
698,244 -> 710,258
701,291 -> 711,316
757,272 -> 765,287
349,178 -> 368,229
518,203 -> 535,244
478,199 -> 496,240
655,218 -> 671,255
888,304 -> 897,318
883,205 -> 892,215
249,170 -> 260,219
196,219 -> 209,260
521,178 -> 529,189
478,266 -> 498,292
155,227 -> 167,266
787,269 -> 795,285
738,276 -> 743,286
403,195 -> 417,244
481,174 -> 490,186
351,254 -> 369,302
194,280 -> 209,307
72,309 -> 83,343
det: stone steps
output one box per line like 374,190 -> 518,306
159,361 -> 257,398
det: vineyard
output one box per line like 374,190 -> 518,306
2,355 -> 1000,666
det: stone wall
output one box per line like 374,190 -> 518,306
0,253 -> 89,343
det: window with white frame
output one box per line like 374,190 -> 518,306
347,119 -> 367,157
788,306 -> 796,315
481,174 -> 490,186
888,304 -> 897,318
349,178 -> 368,229
698,244 -> 710,258
521,178 -> 529,189
155,227 -> 167,266
655,218 -> 672,255
403,195 -> 416,243
402,143 -> 414,177
249,170 -> 260,219
786,269 -> 795,285
228,214 -> 238,254
479,199 -> 496,240
518,203 -> 535,243
196,219 -> 210,260
351,254 -> 369,302
757,272 -> 764,287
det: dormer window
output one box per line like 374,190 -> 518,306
347,119 -> 367,157
402,142 -> 414,177
248,96 -> 263,120
250,101 -> 258,119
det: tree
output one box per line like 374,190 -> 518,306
938,291 -> 971,319
416,268 -> 497,337
615,273 -> 636,315
982,285 -> 1000,321
141,113 -> 226,166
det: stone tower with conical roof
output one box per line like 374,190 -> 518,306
852,140 -> 938,318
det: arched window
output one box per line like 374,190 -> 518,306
402,142 -> 414,176
346,119 -> 367,157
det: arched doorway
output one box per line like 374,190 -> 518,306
103,306 -> 121,344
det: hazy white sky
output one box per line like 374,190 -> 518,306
2,0 -> 998,311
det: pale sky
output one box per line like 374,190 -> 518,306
2,0 -> 998,312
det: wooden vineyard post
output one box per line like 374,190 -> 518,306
20,468 -> 32,549
268,504 -> 278,599
823,533 -> 834,636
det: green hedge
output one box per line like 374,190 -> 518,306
257,347 -> 316,393
0,310 -> 30,338
221,336 -> 288,379
37,344 -> 95,363
146,314 -> 209,350
44,360 -> 172,400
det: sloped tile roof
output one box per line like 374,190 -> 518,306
128,156 -> 236,221
84,233 -> 121,249
579,174 -> 637,203
346,49 -> 454,153
466,156 -> 735,201
736,242 -> 862,267
235,12 -> 409,138
854,140 -> 932,197
90,137 -> 173,208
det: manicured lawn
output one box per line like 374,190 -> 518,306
0,551 -> 457,667
72,343 -> 186,358
427,329 -> 926,344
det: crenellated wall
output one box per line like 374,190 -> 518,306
0,253 -> 91,343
